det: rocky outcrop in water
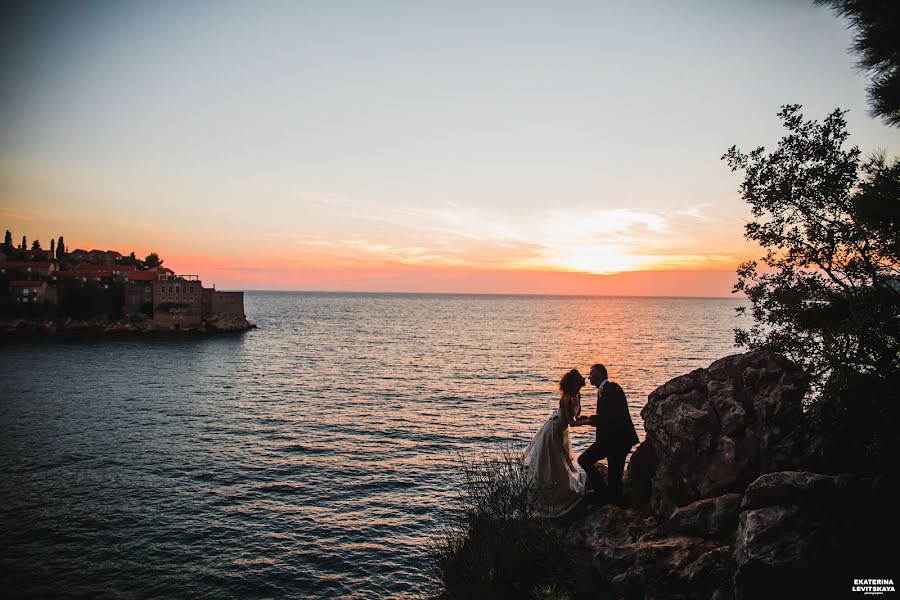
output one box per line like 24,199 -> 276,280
0,314 -> 255,335
202,313 -> 254,332
562,351 -> 897,600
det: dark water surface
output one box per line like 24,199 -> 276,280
0,292 -> 749,599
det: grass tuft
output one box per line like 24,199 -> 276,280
428,446 -> 583,600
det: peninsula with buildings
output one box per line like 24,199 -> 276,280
0,229 -> 253,335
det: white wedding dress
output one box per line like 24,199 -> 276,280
523,398 -> 586,518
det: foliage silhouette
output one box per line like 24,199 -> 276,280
724,105 -> 900,471
429,448 -> 601,599
816,0 -> 900,126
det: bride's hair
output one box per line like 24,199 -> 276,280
559,369 -> 584,397
559,369 -> 583,417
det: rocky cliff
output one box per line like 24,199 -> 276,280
561,351 -> 898,599
637,351 -> 810,517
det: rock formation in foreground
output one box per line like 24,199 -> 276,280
560,351 -> 898,600
637,351 -> 810,517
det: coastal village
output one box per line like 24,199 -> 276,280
0,229 -> 251,334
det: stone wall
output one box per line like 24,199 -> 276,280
209,290 -> 244,318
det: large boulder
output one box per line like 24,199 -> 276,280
564,505 -> 733,599
593,534 -> 731,600
733,470 -> 897,600
640,351 -> 809,517
565,504 -> 657,552
624,440 -> 657,508
666,493 -> 742,540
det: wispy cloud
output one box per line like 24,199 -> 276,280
261,200 -> 747,275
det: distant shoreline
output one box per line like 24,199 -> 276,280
0,314 -> 255,337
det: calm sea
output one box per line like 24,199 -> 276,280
0,292 -> 749,599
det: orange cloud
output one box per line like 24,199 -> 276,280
165,252 -> 743,297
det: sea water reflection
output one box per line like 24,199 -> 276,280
0,293 -> 749,598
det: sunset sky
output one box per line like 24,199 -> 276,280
2,1 -> 899,296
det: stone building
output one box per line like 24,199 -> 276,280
9,280 -> 57,305
67,249 -> 123,264
152,274 -> 202,330
201,287 -> 245,319
75,264 -> 138,280
0,261 -> 58,277
52,271 -> 109,285
24,249 -> 55,261
123,271 -> 157,315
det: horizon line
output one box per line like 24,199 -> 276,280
238,289 -> 744,300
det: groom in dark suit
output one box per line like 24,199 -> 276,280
578,363 -> 640,505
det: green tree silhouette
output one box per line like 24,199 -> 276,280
816,0 -> 900,126
144,252 -> 163,268
724,105 -> 900,470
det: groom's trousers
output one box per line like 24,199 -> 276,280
578,443 -> 627,504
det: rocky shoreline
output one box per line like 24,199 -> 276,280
0,313 -> 255,336
556,351 -> 897,599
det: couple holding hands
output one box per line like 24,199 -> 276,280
523,363 -> 640,518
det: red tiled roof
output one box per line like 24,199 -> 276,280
129,272 -> 158,281
54,271 -> 102,278
76,263 -> 137,272
0,261 -> 57,268
10,280 -> 47,288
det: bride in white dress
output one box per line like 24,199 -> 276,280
523,369 -> 592,517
